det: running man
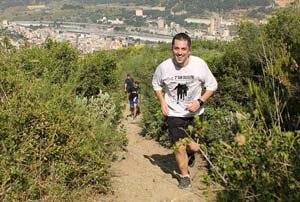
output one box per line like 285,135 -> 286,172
128,81 -> 140,119
152,33 -> 218,189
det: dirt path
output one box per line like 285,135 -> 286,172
100,106 -> 213,202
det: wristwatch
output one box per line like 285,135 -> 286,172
197,99 -> 205,107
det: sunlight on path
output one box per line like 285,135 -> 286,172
99,104 -> 212,202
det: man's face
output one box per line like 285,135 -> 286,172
172,39 -> 191,67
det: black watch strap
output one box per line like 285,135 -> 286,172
197,99 -> 205,107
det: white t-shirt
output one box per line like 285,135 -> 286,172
152,56 -> 218,117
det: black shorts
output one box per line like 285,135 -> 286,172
166,116 -> 197,144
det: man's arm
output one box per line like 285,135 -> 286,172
186,60 -> 218,112
154,90 -> 169,116
199,90 -> 214,103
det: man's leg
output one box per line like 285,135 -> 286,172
187,142 -> 200,167
175,141 -> 199,174
133,98 -> 138,118
133,105 -> 137,118
136,105 -> 140,115
166,117 -> 192,189
187,150 -> 195,168
129,100 -> 134,116
127,92 -> 131,113
175,143 -> 189,176
175,142 -> 191,189
188,142 -> 200,153
130,106 -> 134,116
135,98 -> 139,117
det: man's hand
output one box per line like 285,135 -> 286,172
185,100 -> 201,112
161,102 -> 169,116
154,90 -> 169,116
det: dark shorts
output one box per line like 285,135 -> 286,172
129,98 -> 138,106
166,116 -> 197,144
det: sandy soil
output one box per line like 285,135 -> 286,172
99,106 -> 215,202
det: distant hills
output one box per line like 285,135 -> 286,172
0,0 -> 273,12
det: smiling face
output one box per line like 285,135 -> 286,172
172,39 -> 191,67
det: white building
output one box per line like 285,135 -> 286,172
184,18 -> 211,25
136,9 -> 143,17
2,20 -> 9,27
157,18 -> 165,29
209,15 -> 222,35
108,18 -> 124,25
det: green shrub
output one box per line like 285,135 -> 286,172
0,45 -> 126,201
0,77 -> 126,200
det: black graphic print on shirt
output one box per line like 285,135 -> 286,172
174,83 -> 189,104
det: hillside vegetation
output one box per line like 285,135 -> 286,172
1,6 -> 300,202
0,0 -> 272,11
0,40 -> 127,201
0,0 -> 272,21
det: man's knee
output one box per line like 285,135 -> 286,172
174,142 -> 187,154
188,142 -> 200,152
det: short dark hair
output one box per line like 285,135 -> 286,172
172,32 -> 191,48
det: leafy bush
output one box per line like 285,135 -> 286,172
75,51 -> 118,99
0,74 -> 126,200
0,43 -> 126,201
193,108 -> 300,201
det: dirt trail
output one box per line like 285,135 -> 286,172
100,106 -> 213,202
